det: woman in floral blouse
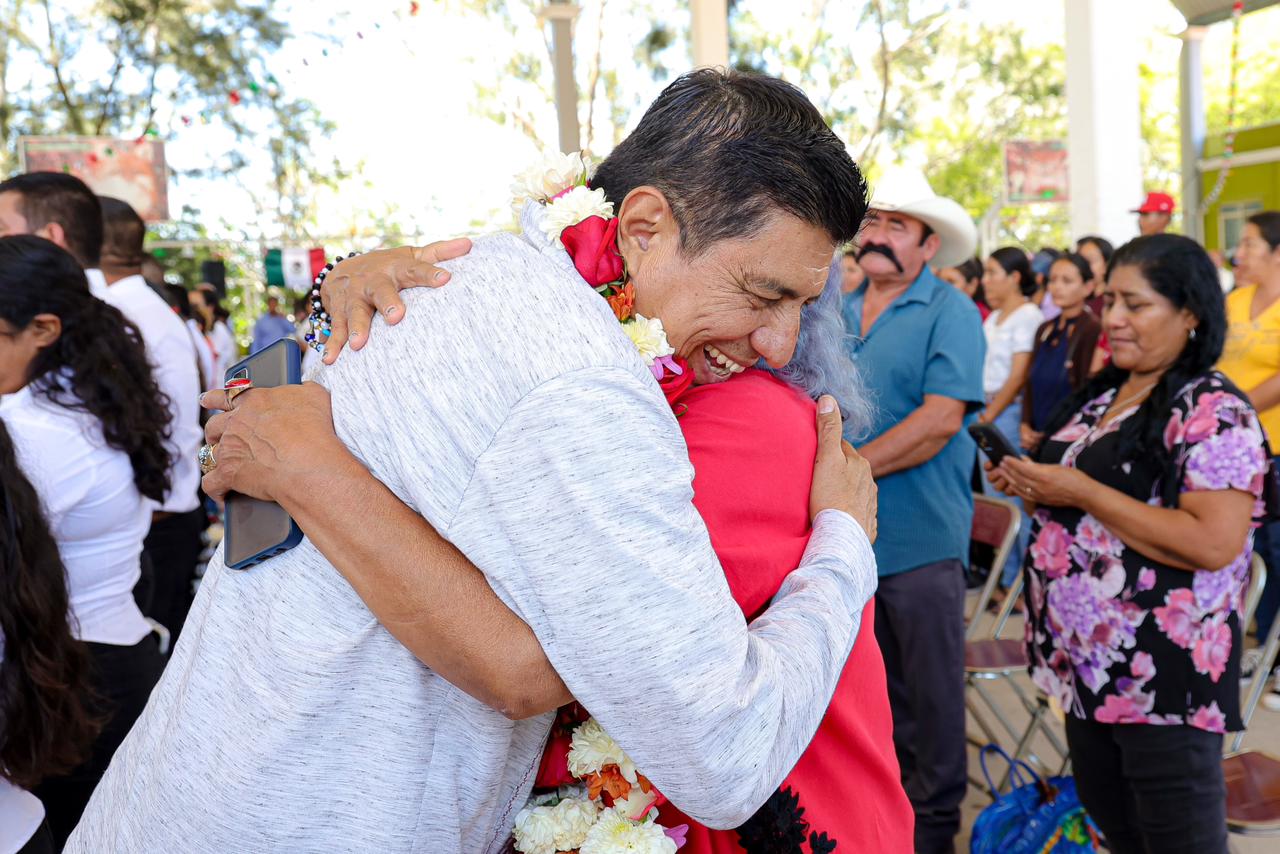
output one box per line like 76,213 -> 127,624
989,234 -> 1276,854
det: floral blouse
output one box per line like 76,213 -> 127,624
1026,371 -> 1271,734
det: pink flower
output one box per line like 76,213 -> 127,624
1031,522 -> 1074,578
1188,701 -> 1227,733
1191,616 -> 1232,682
1136,567 -> 1156,592
1076,515 -> 1123,557
1130,651 -> 1156,682
1153,588 -> 1200,650
1184,391 -> 1231,444
1094,694 -> 1150,724
665,824 -> 689,849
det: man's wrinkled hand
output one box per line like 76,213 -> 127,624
320,237 -> 473,363
198,381 -> 343,504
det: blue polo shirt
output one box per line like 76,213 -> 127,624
841,266 -> 986,577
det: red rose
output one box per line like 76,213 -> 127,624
561,215 -> 624,287
533,728 -> 576,789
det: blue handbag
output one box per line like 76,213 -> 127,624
970,745 -> 1102,854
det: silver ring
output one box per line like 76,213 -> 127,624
198,443 -> 217,476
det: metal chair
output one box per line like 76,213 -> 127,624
1224,608 -> 1280,836
965,494 -> 1021,640
1242,552 -> 1268,640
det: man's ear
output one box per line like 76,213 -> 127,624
34,221 -> 69,253
616,187 -> 678,258
920,230 -> 942,264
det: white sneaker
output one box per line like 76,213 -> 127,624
1263,673 -> 1280,713
1241,648 -> 1265,684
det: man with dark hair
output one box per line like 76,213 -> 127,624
97,196 -> 205,643
73,69 -> 880,852
0,172 -> 104,270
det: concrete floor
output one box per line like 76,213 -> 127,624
958,609 -> 1280,853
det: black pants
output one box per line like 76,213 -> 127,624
1064,716 -> 1227,854
140,506 -> 206,644
33,635 -> 164,849
874,559 -> 968,854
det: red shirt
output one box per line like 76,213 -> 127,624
655,370 -> 913,853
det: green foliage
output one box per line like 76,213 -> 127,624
0,0 -> 340,238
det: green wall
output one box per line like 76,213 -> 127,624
1201,123 -> 1280,251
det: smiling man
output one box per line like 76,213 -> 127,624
840,167 -> 983,854
70,70 -> 882,853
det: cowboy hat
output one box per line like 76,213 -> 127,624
867,166 -> 977,269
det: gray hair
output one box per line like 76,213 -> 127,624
766,257 -> 874,437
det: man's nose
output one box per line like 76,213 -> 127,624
751,317 -> 800,369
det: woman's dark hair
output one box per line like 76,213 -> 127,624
0,420 -> 100,788
193,285 -> 230,330
990,246 -> 1036,296
1043,234 -> 1227,505
1051,252 -> 1094,285
1247,211 -> 1280,250
0,235 -> 171,502
592,69 -> 869,255
1076,234 -> 1115,264
946,256 -> 986,305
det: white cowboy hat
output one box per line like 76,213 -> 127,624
867,166 -> 978,269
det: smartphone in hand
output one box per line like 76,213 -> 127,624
223,337 -> 305,570
967,422 -> 1023,467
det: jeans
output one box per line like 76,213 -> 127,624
981,400 -> 1030,587
1064,716 -> 1227,854
875,559 -> 967,854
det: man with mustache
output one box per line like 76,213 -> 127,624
841,167 -> 984,854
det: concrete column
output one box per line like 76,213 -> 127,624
1180,26 -> 1208,242
544,2 -> 581,154
690,0 -> 729,68
1063,0 -> 1145,244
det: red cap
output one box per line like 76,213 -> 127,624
1133,192 -> 1175,214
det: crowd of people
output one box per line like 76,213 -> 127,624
0,68 -> 1278,854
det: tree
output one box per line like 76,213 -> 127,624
0,0 -> 340,240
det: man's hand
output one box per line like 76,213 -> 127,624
320,238 -> 473,363
199,382 -> 346,504
809,396 -> 877,542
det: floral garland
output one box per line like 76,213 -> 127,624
511,151 -> 693,409
508,153 -> 691,854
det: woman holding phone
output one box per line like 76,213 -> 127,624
989,235 -> 1273,854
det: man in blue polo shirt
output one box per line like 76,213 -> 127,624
843,167 -> 984,854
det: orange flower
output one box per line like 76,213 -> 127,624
607,282 -> 635,322
585,764 -> 633,804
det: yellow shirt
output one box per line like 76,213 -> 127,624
1219,285 -> 1280,443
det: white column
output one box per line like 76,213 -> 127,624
1064,0 -> 1145,244
1180,26 -> 1208,242
544,2 -> 582,154
690,0 -> 729,68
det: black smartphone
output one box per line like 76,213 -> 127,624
967,422 -> 1023,467
223,338 -> 305,570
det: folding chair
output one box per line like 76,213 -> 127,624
1225,555 -> 1280,838
965,566 -> 1068,795
965,494 -> 1021,640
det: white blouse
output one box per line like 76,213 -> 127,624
982,302 -> 1044,394
0,384 -> 152,646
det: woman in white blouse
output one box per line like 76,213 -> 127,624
190,285 -> 238,385
0,235 -> 172,849
980,247 -> 1044,590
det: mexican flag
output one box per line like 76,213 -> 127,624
264,247 -> 326,290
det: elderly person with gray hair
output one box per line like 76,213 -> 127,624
71,70 -> 894,853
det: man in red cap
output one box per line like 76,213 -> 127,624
1133,191 -> 1175,236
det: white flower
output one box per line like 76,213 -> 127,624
541,185 -> 615,247
567,717 -> 638,784
511,150 -> 593,207
551,797 -> 601,851
578,808 -> 677,854
513,805 -> 560,854
620,315 -> 675,367
610,784 -> 660,821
